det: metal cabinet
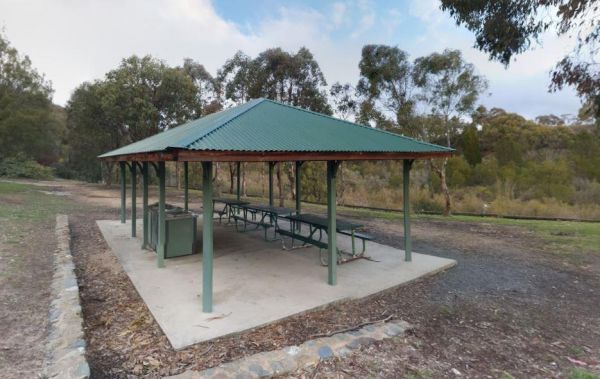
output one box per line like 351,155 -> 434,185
148,203 -> 198,258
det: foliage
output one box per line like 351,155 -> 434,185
441,0 -> 600,122
0,155 -> 54,179
246,47 -> 331,114
356,45 -> 416,133
413,49 -> 488,145
413,49 -> 488,215
329,82 -> 358,120
0,32 -> 64,166
65,55 -> 200,182
217,51 -> 253,104
462,125 -> 481,166
182,58 -> 221,115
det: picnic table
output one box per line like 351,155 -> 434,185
277,213 -> 373,265
233,204 -> 294,240
212,198 -> 249,223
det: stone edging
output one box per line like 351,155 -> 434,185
44,214 -> 90,379
169,320 -> 411,379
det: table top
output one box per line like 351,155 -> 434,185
242,204 -> 295,215
213,198 -> 250,206
284,213 -> 362,231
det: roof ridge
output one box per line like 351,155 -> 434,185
262,98 -> 454,152
179,98 -> 266,149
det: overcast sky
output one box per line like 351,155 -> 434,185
0,0 -> 581,119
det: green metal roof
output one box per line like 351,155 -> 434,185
99,98 -> 452,158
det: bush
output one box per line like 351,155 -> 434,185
0,156 -> 54,179
412,189 -> 445,213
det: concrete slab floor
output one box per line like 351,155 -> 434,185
97,218 -> 456,350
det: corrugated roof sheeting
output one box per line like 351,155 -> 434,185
99,98 -> 452,158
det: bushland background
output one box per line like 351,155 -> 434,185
1,33 -> 599,220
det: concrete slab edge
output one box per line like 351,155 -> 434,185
167,319 -> 412,379
43,214 -> 90,379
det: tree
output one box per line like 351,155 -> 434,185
218,51 -> 253,104
221,47 -> 331,205
0,32 -> 63,165
66,82 -> 118,182
413,49 -> 488,215
104,55 -> 198,143
462,125 -> 481,166
329,82 -> 358,121
66,55 -> 200,182
535,114 -> 564,126
356,45 -> 417,135
247,47 -> 331,113
441,0 -> 600,122
218,51 -> 254,194
181,58 -> 221,116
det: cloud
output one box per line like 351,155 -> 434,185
351,0 -> 376,38
406,0 -> 580,117
331,2 -> 348,28
0,0 -> 580,118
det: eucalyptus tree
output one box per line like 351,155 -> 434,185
182,58 -> 221,116
441,0 -> 600,123
218,51 -> 253,104
329,82 -> 358,121
220,47 -> 331,205
356,45 -> 417,135
217,51 -> 254,192
413,49 -> 488,215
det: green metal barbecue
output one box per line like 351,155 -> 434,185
148,203 -> 198,258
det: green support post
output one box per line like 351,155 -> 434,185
157,161 -> 166,268
119,162 -> 126,224
236,162 -> 241,201
295,161 -> 303,215
184,161 -> 189,212
327,161 -> 339,285
130,162 -> 137,237
202,161 -> 214,313
268,162 -> 275,207
142,162 -> 149,249
403,160 -> 413,262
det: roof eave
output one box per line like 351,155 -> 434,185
98,148 -> 453,162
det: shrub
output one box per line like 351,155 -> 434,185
412,189 -> 445,213
447,156 -> 472,188
0,156 -> 54,179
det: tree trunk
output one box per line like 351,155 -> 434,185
176,162 -> 181,190
276,164 -> 284,207
432,158 -> 451,216
337,165 -> 344,205
103,162 -> 115,186
228,163 -> 235,194
212,162 -> 219,183
242,163 -> 247,196
286,163 -> 296,200
260,164 -> 265,197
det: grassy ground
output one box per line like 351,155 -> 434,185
0,181 -> 73,223
0,181 -> 76,378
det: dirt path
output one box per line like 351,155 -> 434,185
3,180 -> 599,378
286,219 -> 600,377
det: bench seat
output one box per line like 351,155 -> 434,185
276,228 -> 328,249
338,230 -> 374,241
